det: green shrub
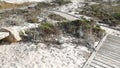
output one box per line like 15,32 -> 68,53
112,12 -> 120,20
58,18 -> 105,39
40,23 -> 58,35
58,18 -> 95,37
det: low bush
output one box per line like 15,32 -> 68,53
21,22 -> 59,42
40,22 -> 59,35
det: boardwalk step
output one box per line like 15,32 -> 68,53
102,40 -> 120,49
100,44 -> 120,54
99,50 -> 120,62
87,35 -> 120,68
90,62 -> 104,68
96,54 -> 120,68
93,58 -> 113,68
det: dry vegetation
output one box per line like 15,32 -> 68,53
22,18 -> 105,44
26,16 -> 39,23
34,2 -> 55,10
52,0 -> 71,5
48,13 -> 67,21
21,22 -> 60,43
58,18 -> 105,41
0,2 -> 32,9
80,4 -> 120,26
0,2 -> 53,23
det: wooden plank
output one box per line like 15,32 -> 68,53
88,35 -> 120,68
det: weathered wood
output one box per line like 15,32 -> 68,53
0,27 -> 22,43
88,35 -> 120,68
0,32 -> 9,40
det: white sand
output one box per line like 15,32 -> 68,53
0,42 -> 89,68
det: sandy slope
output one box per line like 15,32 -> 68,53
0,39 -> 89,68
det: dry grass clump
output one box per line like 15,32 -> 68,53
52,0 -> 71,5
24,11 -> 40,23
34,2 -> 55,10
48,13 -> 67,21
26,17 -> 39,23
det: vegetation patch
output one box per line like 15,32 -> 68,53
21,22 -> 60,42
80,4 -> 120,26
112,12 -> 120,21
34,2 -> 55,10
40,23 -> 58,35
26,16 -> 39,23
52,0 -> 71,5
48,13 -> 67,21
58,18 -> 105,41
110,5 -> 120,21
21,19 -> 105,49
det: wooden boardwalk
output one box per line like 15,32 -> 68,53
89,35 -> 120,68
